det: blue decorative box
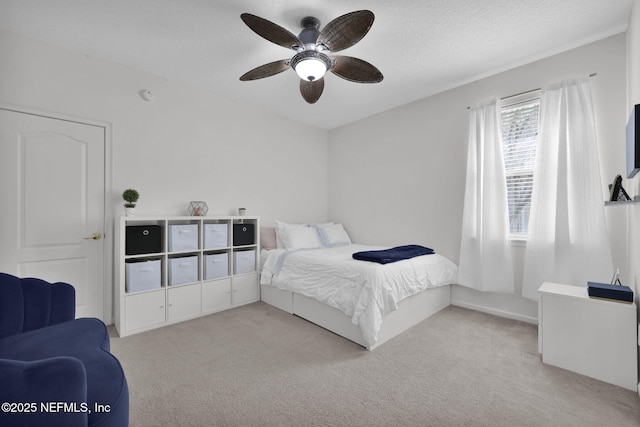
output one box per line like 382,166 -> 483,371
587,281 -> 634,303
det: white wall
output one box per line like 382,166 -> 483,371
0,29 -> 329,321
329,34 -> 627,323
0,30 -> 328,224
625,1 -> 640,394
626,1 -> 640,312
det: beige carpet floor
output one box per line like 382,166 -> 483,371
109,303 -> 640,427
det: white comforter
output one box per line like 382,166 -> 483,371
260,244 -> 458,346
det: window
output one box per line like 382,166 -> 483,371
500,92 -> 540,238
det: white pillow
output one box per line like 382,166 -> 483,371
275,220 -> 299,248
275,221 -> 323,249
285,227 -> 323,249
313,223 -> 351,246
275,221 -> 287,249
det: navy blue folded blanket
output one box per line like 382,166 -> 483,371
352,245 -> 435,264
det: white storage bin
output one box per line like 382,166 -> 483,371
204,253 -> 229,280
233,249 -> 256,275
204,224 -> 228,249
168,224 -> 198,252
169,256 -> 198,286
125,259 -> 161,293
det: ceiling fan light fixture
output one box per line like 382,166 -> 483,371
291,51 -> 332,82
295,58 -> 326,81
240,10 -> 382,103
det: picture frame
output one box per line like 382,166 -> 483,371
608,174 -> 631,202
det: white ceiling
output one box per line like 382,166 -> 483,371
0,0 -> 634,129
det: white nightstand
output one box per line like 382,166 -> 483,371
538,282 -> 638,391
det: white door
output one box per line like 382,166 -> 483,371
0,109 -> 106,320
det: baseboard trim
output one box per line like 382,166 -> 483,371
451,299 -> 538,325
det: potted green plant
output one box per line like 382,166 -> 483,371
122,189 -> 139,216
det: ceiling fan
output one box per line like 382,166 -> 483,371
239,10 -> 383,104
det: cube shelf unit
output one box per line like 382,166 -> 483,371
114,215 -> 260,337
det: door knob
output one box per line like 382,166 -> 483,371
84,232 -> 102,240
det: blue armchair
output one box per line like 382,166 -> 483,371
0,273 -> 129,426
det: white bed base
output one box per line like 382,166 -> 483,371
260,284 -> 451,350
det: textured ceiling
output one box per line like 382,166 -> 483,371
0,0 -> 633,129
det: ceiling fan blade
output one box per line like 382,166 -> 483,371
317,10 -> 374,52
241,13 -> 303,50
240,60 -> 290,81
300,78 -> 324,104
331,56 -> 383,83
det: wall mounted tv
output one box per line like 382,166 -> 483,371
627,104 -> 640,178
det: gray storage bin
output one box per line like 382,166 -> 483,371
169,255 -> 198,285
204,253 -> 229,280
125,259 -> 161,292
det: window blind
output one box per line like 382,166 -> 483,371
500,98 -> 540,236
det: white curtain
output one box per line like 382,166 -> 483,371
522,76 -> 613,300
458,99 -> 515,293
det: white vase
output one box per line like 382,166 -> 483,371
124,206 -> 136,216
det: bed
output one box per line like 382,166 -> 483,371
259,222 -> 458,350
